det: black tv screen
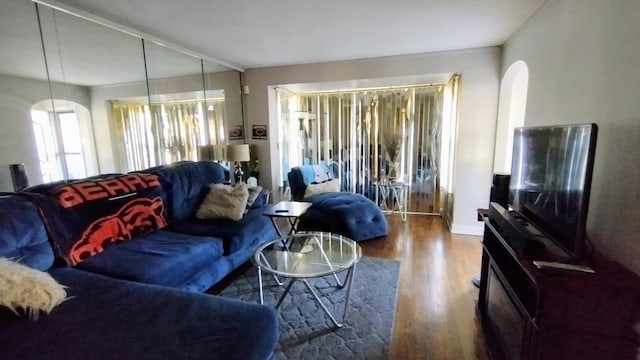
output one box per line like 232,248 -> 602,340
508,123 -> 597,259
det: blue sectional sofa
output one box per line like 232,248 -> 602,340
0,161 -> 279,359
288,165 -> 388,241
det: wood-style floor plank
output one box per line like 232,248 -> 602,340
360,214 -> 489,360
212,213 -> 490,359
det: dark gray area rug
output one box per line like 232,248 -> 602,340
220,256 -> 400,360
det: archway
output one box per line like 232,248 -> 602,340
31,99 -> 96,182
494,61 -> 529,173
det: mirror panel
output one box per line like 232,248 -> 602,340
203,60 -> 242,147
0,0 -> 244,189
36,5 -> 147,177
143,40 -> 209,165
0,0 -> 52,189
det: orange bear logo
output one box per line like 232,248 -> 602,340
69,196 -> 167,265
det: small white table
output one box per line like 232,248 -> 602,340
375,181 -> 409,221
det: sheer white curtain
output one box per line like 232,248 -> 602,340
110,98 -> 226,172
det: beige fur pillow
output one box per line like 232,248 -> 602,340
195,183 -> 249,221
304,179 -> 340,199
0,258 -> 67,320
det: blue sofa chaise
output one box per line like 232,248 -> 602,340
287,165 -> 388,241
0,161 -> 279,359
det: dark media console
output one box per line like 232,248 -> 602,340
477,205 -> 640,360
487,203 -> 569,262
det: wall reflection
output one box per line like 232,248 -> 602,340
0,0 -> 243,189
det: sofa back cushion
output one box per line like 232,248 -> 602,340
151,161 -> 227,222
0,194 -> 54,271
24,173 -> 168,265
288,164 -> 340,201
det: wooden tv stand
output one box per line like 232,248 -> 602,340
477,210 -> 640,360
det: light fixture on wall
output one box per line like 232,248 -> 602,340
226,144 -> 250,183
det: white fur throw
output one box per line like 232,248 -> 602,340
304,179 -> 340,199
0,258 -> 67,320
195,183 -> 249,221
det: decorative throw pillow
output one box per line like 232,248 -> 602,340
246,186 -> 263,209
303,179 -> 340,199
0,258 -> 67,320
196,183 -> 249,221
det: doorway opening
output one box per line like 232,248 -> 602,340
275,77 -> 459,215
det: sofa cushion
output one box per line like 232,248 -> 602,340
195,183 -> 249,221
74,230 -> 224,289
0,258 -> 67,320
287,164 -> 341,201
0,194 -> 54,271
151,161 -> 227,223
22,173 -> 169,265
0,267 -> 279,360
168,207 -> 278,255
303,179 -> 340,198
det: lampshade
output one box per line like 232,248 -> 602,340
226,144 -> 250,162
197,145 -> 214,161
212,145 -> 226,161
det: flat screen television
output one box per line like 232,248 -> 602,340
508,123 -> 598,260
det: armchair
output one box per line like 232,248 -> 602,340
287,165 -> 388,241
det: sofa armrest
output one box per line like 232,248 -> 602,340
0,268 -> 279,360
261,188 -> 271,204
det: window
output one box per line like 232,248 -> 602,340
31,109 -> 87,182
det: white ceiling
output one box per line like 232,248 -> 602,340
41,0 -> 546,70
0,0 -> 547,86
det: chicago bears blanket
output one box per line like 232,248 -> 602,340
22,173 -> 168,265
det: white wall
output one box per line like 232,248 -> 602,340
0,74 -> 90,191
245,47 -> 501,234
503,0 -> 640,274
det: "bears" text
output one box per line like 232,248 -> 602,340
54,173 -> 161,208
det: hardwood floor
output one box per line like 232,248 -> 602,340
360,214 -> 490,360
212,213 -> 490,359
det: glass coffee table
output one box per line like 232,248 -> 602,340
251,231 -> 362,328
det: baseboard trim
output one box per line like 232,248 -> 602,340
450,223 -> 484,236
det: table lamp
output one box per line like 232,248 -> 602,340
226,144 -> 250,183
212,144 -> 226,162
197,145 -> 214,161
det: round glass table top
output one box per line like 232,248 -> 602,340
252,231 -> 362,278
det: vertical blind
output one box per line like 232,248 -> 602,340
277,85 -> 444,214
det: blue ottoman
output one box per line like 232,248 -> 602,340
296,192 -> 388,241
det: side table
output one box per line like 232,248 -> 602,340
262,201 -> 312,237
375,181 -> 409,221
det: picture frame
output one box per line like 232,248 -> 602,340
229,125 -> 244,140
252,124 -> 268,140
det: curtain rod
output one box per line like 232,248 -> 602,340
275,82 -> 445,96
